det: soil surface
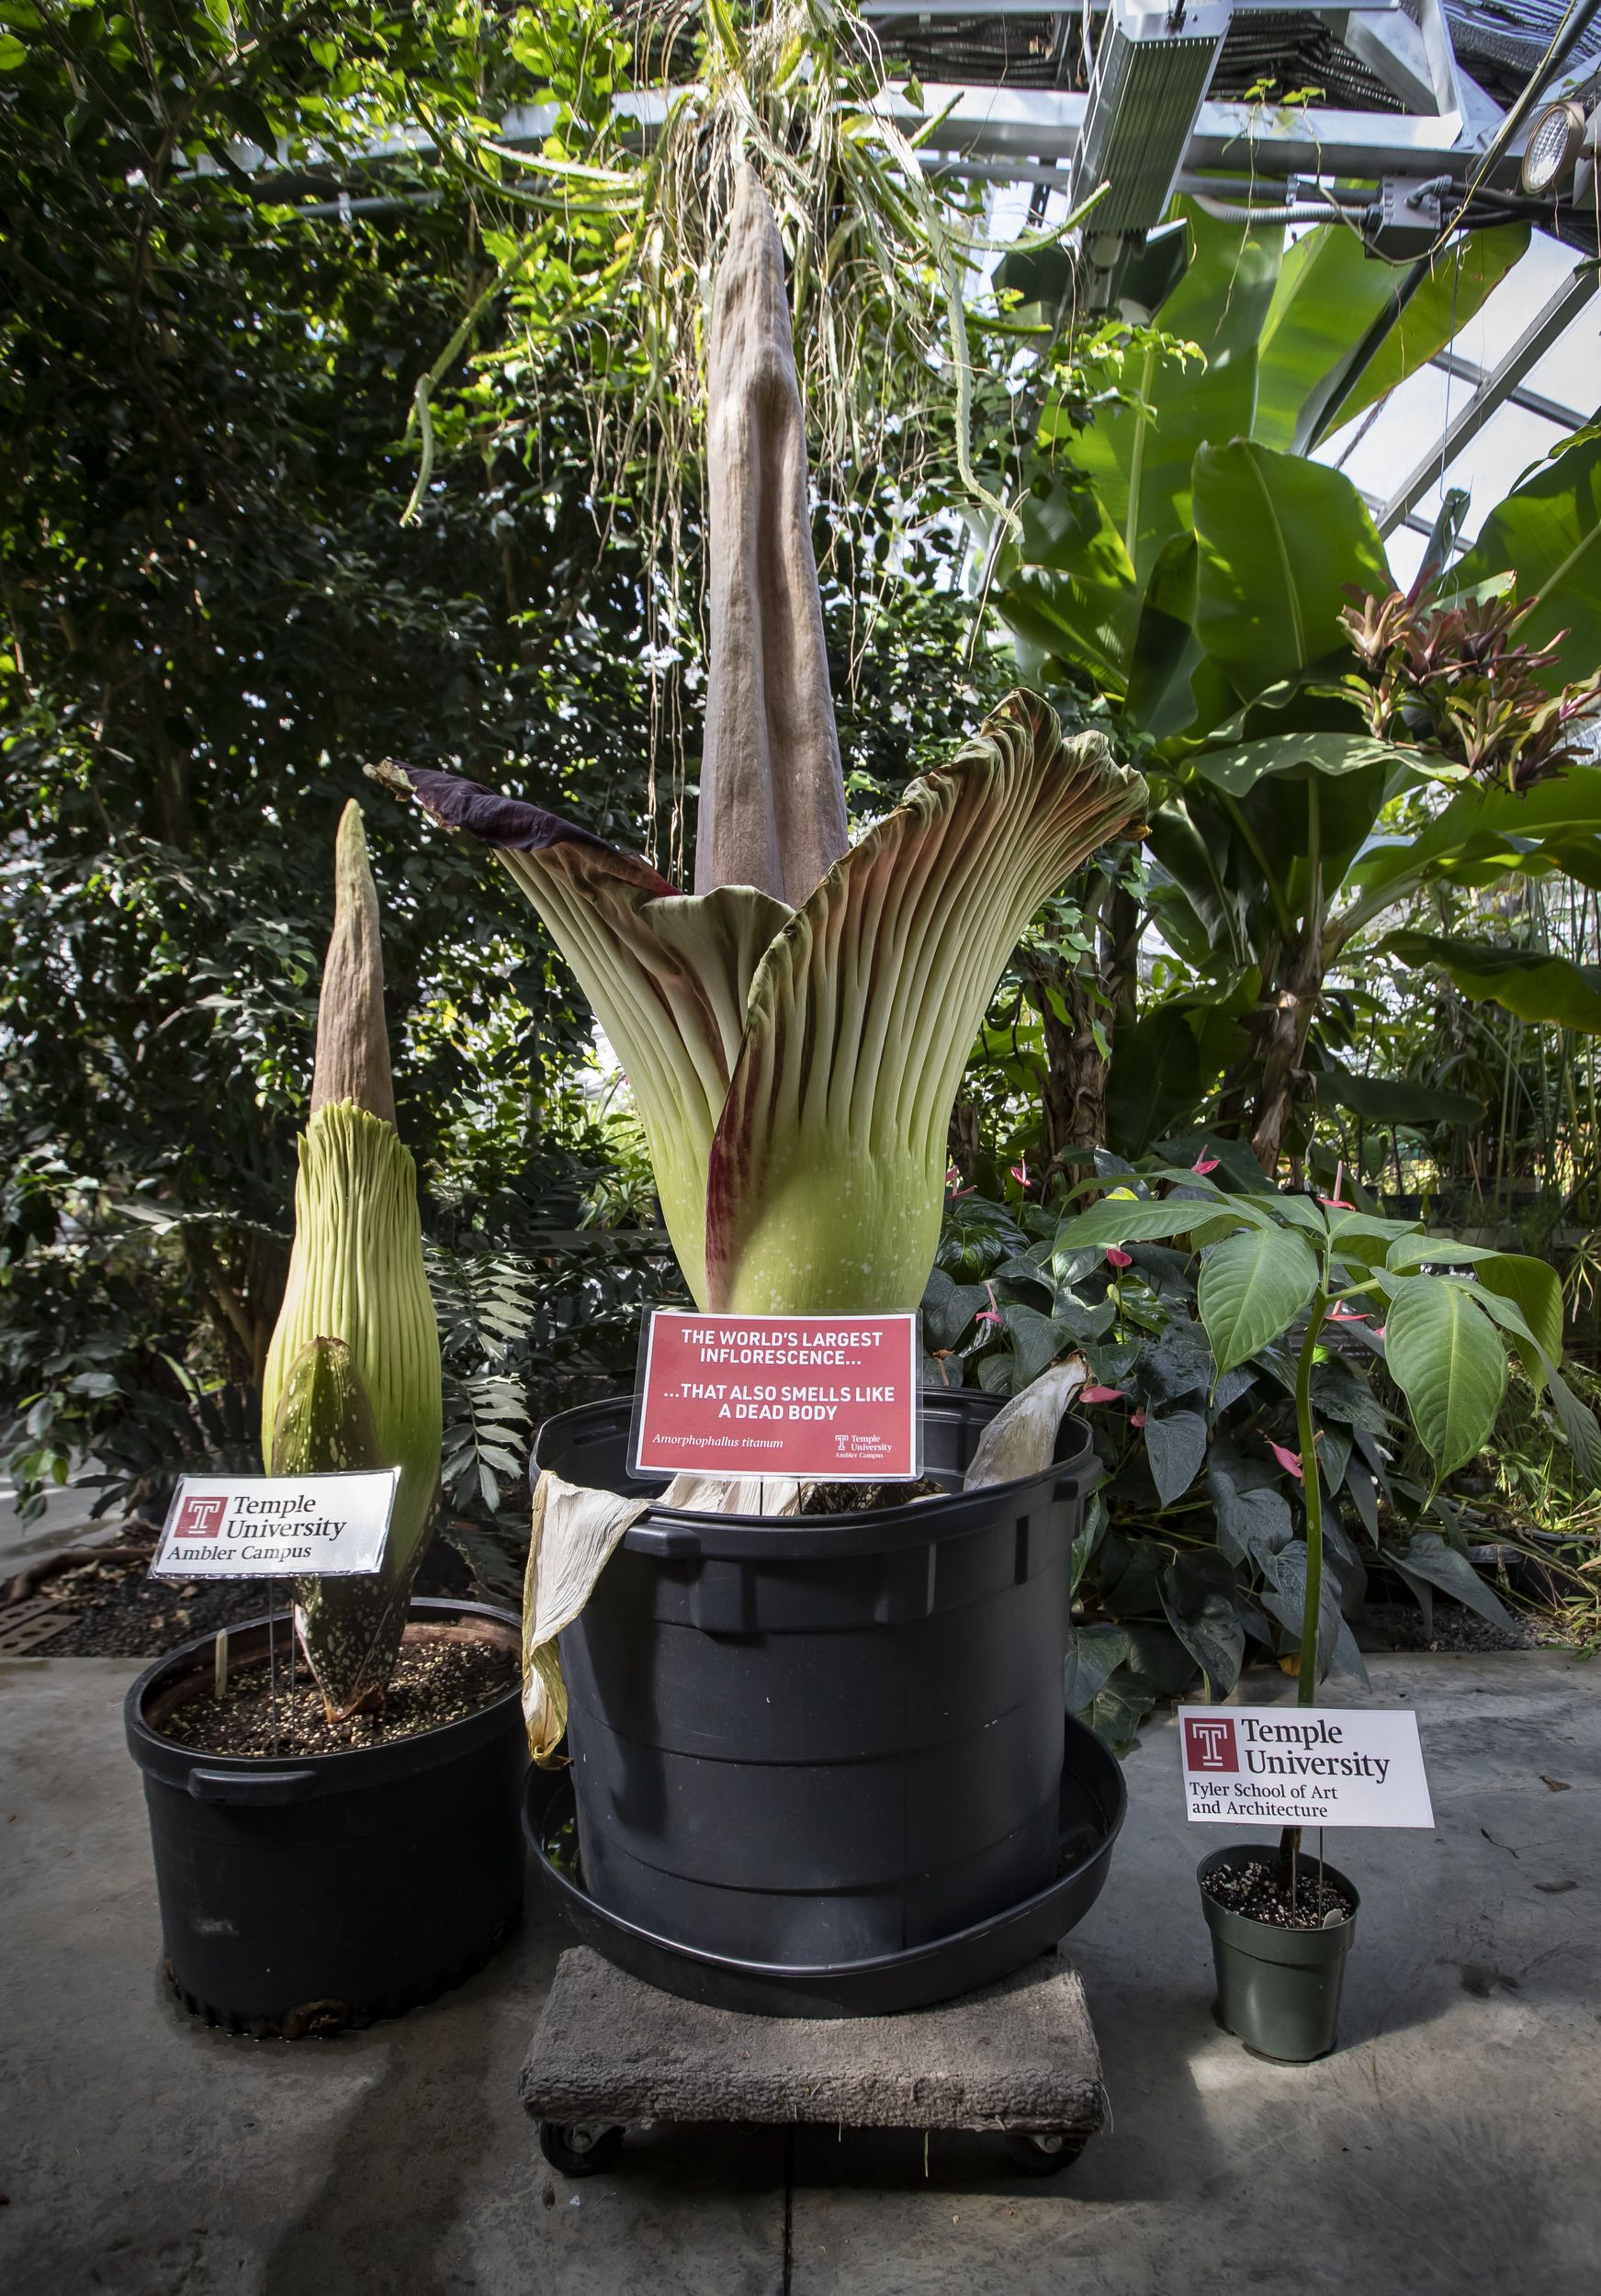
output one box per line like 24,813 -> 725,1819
157,1632 -> 516,1756
797,1474 -> 946,1514
1363,1599 -> 1541,1654
11,1525 -> 481,1658
1203,1856 -> 1356,1930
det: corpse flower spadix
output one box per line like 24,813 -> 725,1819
376,170 -> 1144,1316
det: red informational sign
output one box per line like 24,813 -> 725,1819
633,1311 -> 920,1482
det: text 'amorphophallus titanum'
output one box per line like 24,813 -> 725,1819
372,170 -> 1145,1322
259,801 -> 442,1719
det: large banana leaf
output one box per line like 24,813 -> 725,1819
1315,1064 -> 1483,1128
1192,440 -> 1391,698
1385,929 -> 1601,1031
1123,532 -> 1207,738
1319,225 -> 1531,441
1189,729 -> 1404,798
1254,220 -> 1406,456
997,472 -> 1142,695
1348,766 -> 1601,910
1449,430 -> 1601,685
1104,1004 -> 1204,1156
1037,202 -> 1283,589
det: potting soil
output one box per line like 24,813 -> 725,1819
795,1473 -> 945,1514
1202,1856 -> 1356,1930
157,1632 -> 515,1756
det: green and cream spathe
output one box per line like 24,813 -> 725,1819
375,697 -> 1142,1317
260,803 -> 441,1718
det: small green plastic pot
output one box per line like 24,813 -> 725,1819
1198,1843 -> 1359,2064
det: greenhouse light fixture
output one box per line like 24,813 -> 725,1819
1520,100 -> 1589,196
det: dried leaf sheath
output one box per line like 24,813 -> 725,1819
311,798 -> 396,1123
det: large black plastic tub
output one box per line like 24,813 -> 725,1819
126,1598 -> 527,2035
534,1388 -> 1102,1983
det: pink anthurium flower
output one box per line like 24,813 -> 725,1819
1105,1245 -> 1133,1270
1191,1156 -> 1220,1176
1319,1159 -> 1355,1211
1131,1409 -> 1147,1429
1268,1440 -> 1304,1481
1328,1301 -> 1371,1323
975,1282 -> 1003,1328
1079,1385 -> 1126,1405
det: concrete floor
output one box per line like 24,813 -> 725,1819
0,1469 -> 111,1575
2,1650 -> 1596,2296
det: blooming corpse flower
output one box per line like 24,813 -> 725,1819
372,174 -> 1144,1757
373,171 -> 1144,1323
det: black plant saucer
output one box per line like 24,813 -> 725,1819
523,1717 -> 1126,2020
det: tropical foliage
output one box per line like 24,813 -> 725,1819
925,1153 -> 1600,1741
6,1 -> 1601,1714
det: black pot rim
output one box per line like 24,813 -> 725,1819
534,1388 -> 1101,1559
524,1715 -> 1127,2010
125,1596 -> 523,1795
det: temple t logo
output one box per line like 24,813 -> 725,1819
1184,1716 -> 1239,1773
175,1493 -> 228,1539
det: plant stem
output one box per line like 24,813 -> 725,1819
1294,1289 -> 1330,1710
1280,1286 -> 1331,1879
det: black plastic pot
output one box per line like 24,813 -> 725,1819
126,1599 -> 527,2036
533,1387 -> 1103,1990
1198,1843 -> 1359,2063
524,1715 -> 1125,2017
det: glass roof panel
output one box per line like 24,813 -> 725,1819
1522,309 -> 1601,418
1404,401 -> 1569,538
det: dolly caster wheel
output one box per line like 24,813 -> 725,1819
1003,2128 -> 1089,2176
539,2120 -> 626,2177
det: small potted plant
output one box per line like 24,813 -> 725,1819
1053,1165 -> 1595,2060
124,804 -> 527,2036
374,169 -> 1148,2013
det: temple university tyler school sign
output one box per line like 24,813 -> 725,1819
1179,1705 -> 1435,1829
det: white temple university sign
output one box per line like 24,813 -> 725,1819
1179,1705 -> 1435,1829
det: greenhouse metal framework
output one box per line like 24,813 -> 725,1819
306,0 -> 1595,580
848,0 -> 1601,574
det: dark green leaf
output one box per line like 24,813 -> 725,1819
1208,1442 -> 1294,1570
1144,1406 -> 1209,1506
1160,1548 -> 1246,1697
1393,1530 -> 1516,1632
1064,1620 -> 1131,1715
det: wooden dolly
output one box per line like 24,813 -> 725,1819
520,1945 -> 1108,2178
